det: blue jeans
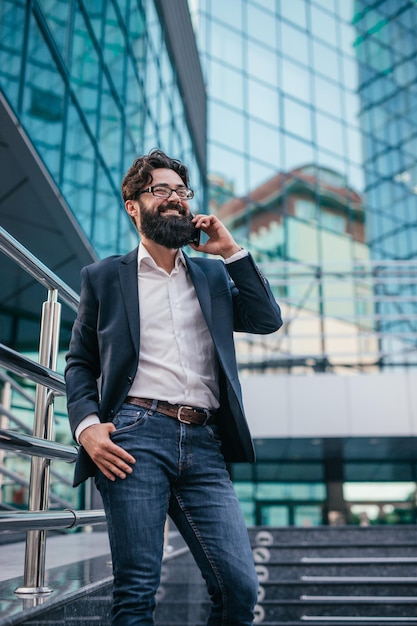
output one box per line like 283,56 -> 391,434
95,404 -> 258,625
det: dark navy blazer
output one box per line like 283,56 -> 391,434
65,249 -> 282,486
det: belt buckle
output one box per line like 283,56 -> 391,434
177,405 -> 192,424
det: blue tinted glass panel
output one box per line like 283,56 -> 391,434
210,22 -> 243,70
281,58 -> 311,101
247,41 -> 278,87
22,19 -> 65,180
284,97 -> 312,142
248,79 -> 280,126
280,0 -> 307,29
246,3 -> 276,47
0,0 -> 25,103
210,102 -> 246,153
281,21 -> 309,65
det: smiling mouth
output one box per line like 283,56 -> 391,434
160,208 -> 183,216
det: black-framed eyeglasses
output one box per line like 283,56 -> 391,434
137,185 -> 194,200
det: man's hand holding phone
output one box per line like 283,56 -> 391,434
189,214 -> 241,259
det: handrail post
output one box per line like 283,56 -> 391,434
15,289 -> 61,595
0,381 -> 12,503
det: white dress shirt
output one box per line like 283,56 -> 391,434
129,244 -> 219,408
75,244 -> 247,442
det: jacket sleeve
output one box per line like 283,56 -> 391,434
64,266 -> 102,437
226,253 -> 283,334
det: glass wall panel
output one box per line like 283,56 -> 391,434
22,18 -> 66,181
310,4 -> 338,47
246,3 -> 276,47
210,102 -> 246,152
62,106 -> 95,231
207,0 -> 243,29
209,22 -> 243,69
283,135 -> 315,171
247,41 -> 278,87
211,60 -> 244,108
248,119 -> 280,169
41,0 -> 72,62
283,97 -> 312,142
280,0 -> 307,29
103,2 -> 125,94
281,58 -> 311,102
312,39 -> 340,82
313,75 -> 343,119
280,21 -> 309,65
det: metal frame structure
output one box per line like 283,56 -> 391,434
237,259 -> 417,373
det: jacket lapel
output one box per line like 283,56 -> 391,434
117,249 -> 213,352
185,255 -> 212,329
118,248 -> 140,352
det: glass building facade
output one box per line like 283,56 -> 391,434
354,0 -> 417,364
189,0 -> 417,525
0,0 -> 205,260
191,0 -> 364,199
188,0 -> 417,372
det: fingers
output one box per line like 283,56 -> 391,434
191,214 -> 240,258
192,214 -> 217,231
79,423 -> 136,482
95,441 -> 136,481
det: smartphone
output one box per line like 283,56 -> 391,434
189,215 -> 201,246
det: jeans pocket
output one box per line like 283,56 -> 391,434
204,423 -> 222,443
111,405 -> 148,436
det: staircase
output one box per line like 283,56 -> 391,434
154,525 -> 417,624
248,525 -> 417,625
3,525 -> 417,625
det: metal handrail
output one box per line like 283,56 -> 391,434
0,226 -> 79,311
0,226 -> 104,596
0,429 -> 77,462
0,509 -> 106,532
0,344 -> 65,395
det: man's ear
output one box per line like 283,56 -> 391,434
125,199 -> 138,218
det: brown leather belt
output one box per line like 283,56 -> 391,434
124,396 -> 217,426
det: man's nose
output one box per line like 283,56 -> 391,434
168,189 -> 182,201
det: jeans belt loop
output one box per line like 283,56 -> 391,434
201,408 -> 212,426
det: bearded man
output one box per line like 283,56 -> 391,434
65,149 -> 282,625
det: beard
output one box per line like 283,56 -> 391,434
139,202 -> 197,249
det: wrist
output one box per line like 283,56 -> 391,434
221,244 -> 242,259
76,414 -> 100,444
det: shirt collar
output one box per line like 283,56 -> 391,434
137,242 -> 187,271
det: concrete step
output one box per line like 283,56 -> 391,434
252,544 -> 417,561
257,580 -> 417,600
299,617 -> 417,623
248,526 -> 417,546
254,599 -> 417,622
255,561 -> 417,581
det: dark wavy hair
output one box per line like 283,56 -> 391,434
121,148 -> 190,202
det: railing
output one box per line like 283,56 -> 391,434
238,258 -> 417,373
0,226 -> 106,595
0,368 -> 77,510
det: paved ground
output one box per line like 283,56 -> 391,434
0,531 -> 111,582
